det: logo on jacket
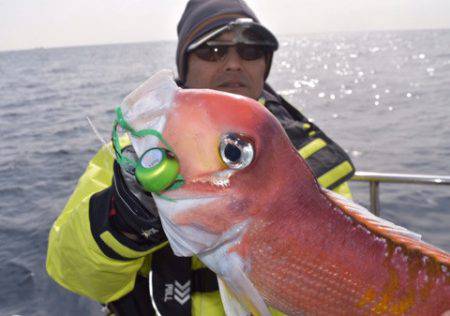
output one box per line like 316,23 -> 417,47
141,228 -> 160,238
164,280 -> 191,305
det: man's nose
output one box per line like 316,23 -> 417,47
223,47 -> 242,71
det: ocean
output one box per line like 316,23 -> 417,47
0,29 -> 449,315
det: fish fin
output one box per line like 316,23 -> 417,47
324,188 -> 422,240
324,189 -> 450,264
120,69 -> 179,156
218,277 -> 250,316
216,253 -> 271,316
122,69 -> 177,112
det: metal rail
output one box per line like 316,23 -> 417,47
350,171 -> 450,215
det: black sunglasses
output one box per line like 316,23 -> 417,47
193,43 -> 268,62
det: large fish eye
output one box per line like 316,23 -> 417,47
219,133 -> 254,169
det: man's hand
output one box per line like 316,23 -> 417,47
110,146 -> 167,244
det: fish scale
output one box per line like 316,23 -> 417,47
244,221 -> 372,314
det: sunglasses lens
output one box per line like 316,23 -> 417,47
194,45 -> 228,61
237,45 -> 266,60
193,44 -> 267,62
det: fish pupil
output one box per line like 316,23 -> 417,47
224,144 -> 241,162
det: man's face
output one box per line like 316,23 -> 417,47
184,31 -> 267,100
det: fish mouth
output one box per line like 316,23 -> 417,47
161,169 -> 236,200
159,184 -> 227,201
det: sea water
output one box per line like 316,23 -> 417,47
0,29 -> 449,315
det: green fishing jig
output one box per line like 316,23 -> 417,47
112,107 -> 184,194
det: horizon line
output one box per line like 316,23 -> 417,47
1,26 -> 449,54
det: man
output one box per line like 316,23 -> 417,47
46,0 -> 355,315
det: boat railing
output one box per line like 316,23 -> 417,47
350,171 -> 450,216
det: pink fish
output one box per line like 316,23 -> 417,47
121,71 -> 450,316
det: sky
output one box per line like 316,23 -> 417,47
1,0 -> 450,52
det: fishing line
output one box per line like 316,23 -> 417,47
86,116 -> 115,158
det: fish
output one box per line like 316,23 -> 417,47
120,70 -> 450,316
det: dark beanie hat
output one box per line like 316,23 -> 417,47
176,0 -> 277,83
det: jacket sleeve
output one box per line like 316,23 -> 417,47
261,85 -> 355,200
46,142 -> 167,303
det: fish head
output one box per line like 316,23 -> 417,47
164,88 -> 295,195
120,71 -> 316,256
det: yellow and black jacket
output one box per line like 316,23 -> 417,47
46,86 -> 355,315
